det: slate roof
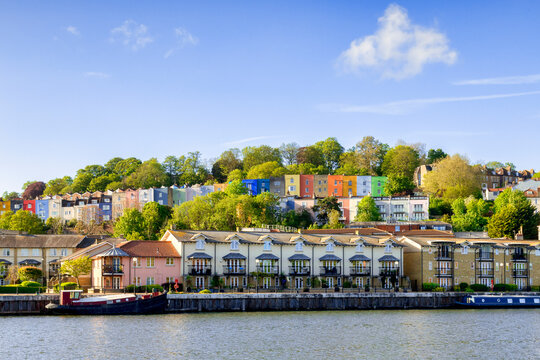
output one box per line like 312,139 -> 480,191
222,253 -> 247,260
255,253 -> 279,260
119,241 -> 179,258
187,252 -> 213,259
99,246 -> 130,257
319,254 -> 342,261
378,255 -> 400,262
288,254 -> 311,261
0,234 -> 89,248
349,254 -> 371,261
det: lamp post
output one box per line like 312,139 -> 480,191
255,259 -> 260,294
394,261 -> 399,290
133,257 -> 138,295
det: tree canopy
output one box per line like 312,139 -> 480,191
354,196 -> 381,222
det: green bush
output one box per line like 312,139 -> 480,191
493,284 -> 518,292
469,284 -> 489,292
434,287 -> 445,292
18,266 -> 43,282
465,288 -> 474,293
459,282 -> 468,291
343,281 -> 352,288
531,286 -> 540,292
422,283 -> 439,291
0,285 -> 45,294
199,289 -> 211,294
125,284 -> 164,293
61,282 -> 77,290
20,281 -> 41,287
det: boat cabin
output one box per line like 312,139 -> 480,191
60,290 -> 83,306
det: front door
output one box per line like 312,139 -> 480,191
230,276 -> 239,287
112,257 -> 121,272
295,277 -> 303,289
326,277 -> 334,288
195,276 -> 204,289
112,277 -> 120,289
355,277 -> 364,288
262,277 -> 271,289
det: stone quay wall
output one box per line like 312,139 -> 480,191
0,295 -> 57,315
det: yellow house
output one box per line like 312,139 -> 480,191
284,175 -> 300,196
0,199 -> 11,216
342,176 -> 357,197
214,183 -> 228,192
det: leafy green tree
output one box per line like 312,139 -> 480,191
114,157 -> 142,177
451,197 -> 489,232
381,145 -> 419,178
18,266 -> 43,282
106,181 -> 124,191
427,149 -> 448,164
1,192 -> 19,201
354,196 -> 382,222
87,174 -> 121,192
214,149 -> 243,179
286,163 -> 327,175
281,209 -> 314,229
8,210 -> 44,234
324,209 -> 344,229
125,158 -> 168,189
279,143 -> 299,166
45,217 -> 64,234
226,180 -> 248,196
355,136 -> 389,175
296,146 -> 325,168
142,202 -> 171,240
43,176 -> 73,196
71,172 -> 94,193
533,173 -> 540,179
113,209 -> 146,240
180,152 -> 209,186
246,161 -> 287,179
429,198 -> 452,217
384,174 -> 415,195
314,137 -> 344,172
60,256 -> 91,288
488,189 -> 539,239
335,151 -> 369,175
104,157 -> 124,174
313,197 -> 341,224
485,161 -> 504,169
170,197 -> 213,230
227,169 -> 246,182
242,145 -> 282,171
163,156 -> 182,185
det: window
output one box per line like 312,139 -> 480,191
274,181 -> 281,186
348,181 -> 352,186
32,248 -> 40,256
158,200 -> 163,205
133,258 -> 141,267
290,178 -> 294,183
146,277 -> 155,285
147,257 -> 155,267
166,257 -> 174,266
295,242 -> 303,251
326,243 -> 334,252
103,215 -> 110,221
28,204 -> 32,209
166,277 -> 174,283
61,249 -> 68,256
385,243 -> 392,253
231,240 -> 239,250
305,188 -> 309,193
2,249 -> 10,256
306,180 -> 309,185
91,200 -> 98,204
288,186 -> 296,192
395,226 -> 400,232
264,241 -> 271,250
104,198 -> 111,203
462,246 -> 468,255
134,277 -> 141,286
196,239 -> 205,250
334,180 -> 337,185
49,249 -> 57,256
102,205 -> 110,210
356,243 -> 364,252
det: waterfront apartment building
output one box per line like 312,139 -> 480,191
348,196 -> 429,222
160,230 -> 405,290
400,236 -> 540,290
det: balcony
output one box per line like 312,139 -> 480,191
512,254 -> 527,262
320,266 -> 341,276
379,268 -> 399,277
435,267 -> 453,278
223,265 -> 246,275
188,265 -> 212,276
102,264 -> 123,274
435,254 -> 452,261
476,269 -> 494,277
350,267 -> 371,276
476,253 -> 494,261
289,266 -> 310,276
512,269 -> 528,278
256,266 -> 279,275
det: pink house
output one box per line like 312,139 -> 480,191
123,189 -> 140,210
91,241 -> 181,291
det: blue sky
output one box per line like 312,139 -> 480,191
1,1 -> 539,192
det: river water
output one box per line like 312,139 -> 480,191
1,310 -> 539,359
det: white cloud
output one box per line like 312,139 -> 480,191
454,74 -> 540,85
224,136 -> 280,146
110,20 -> 153,51
66,26 -> 80,36
164,27 -> 198,59
323,90 -> 540,115
338,4 -> 457,79
84,72 -> 111,79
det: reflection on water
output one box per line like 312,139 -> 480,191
1,310 -> 539,359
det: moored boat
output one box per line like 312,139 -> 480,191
46,290 -> 168,315
456,294 -> 540,308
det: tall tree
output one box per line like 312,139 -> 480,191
227,169 -> 246,182
313,197 -> 341,225
113,209 -> 146,240
87,174 -> 121,192
114,157 -> 142,177
43,176 -> 73,196
8,210 -> 44,234
1,192 -> 19,200
70,172 -> 94,193
215,149 -> 243,178
162,156 -> 182,185
142,202 -> 171,240
22,182 -> 46,200
384,174 -> 415,195
488,189 -> 539,239
355,136 -> 388,175
124,158 -> 168,189
180,152 -> 209,186
246,161 -> 287,179
451,197 -> 489,232
314,137 -> 344,172
427,149 -> 448,164
279,143 -> 299,166
354,196 -> 382,222
60,256 -> 91,288
242,145 -> 282,171
381,145 -> 419,178
296,146 -> 325,168
335,151 -> 368,175
104,157 -> 124,174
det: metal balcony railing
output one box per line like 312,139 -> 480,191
288,266 -> 310,276
435,267 -> 453,277
320,267 -> 341,276
102,264 -> 123,274
512,254 -> 527,262
512,269 -> 528,277
476,269 -> 494,277
223,265 -> 246,275
476,253 -> 494,261
349,267 -> 371,276
188,265 -> 212,276
256,266 -> 279,275
379,268 -> 399,277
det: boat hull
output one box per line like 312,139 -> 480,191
456,295 -> 540,309
46,293 -> 168,315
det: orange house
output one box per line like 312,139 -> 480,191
327,175 -> 343,197
300,175 -> 314,198
342,176 -> 357,197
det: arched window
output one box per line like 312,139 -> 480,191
385,243 -> 392,253
263,241 -> 271,251
295,242 -> 303,251
356,243 -> 364,253
231,240 -> 239,250
326,242 -> 334,252
196,239 -> 205,250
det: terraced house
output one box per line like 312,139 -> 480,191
400,236 -> 540,290
160,229 -> 406,290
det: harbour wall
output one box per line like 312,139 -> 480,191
0,295 -> 57,315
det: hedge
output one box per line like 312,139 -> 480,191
124,284 -> 164,293
0,285 -> 45,294
469,284 -> 489,292
199,289 -> 211,294
61,282 -> 78,290
493,284 -> 518,292
20,281 -> 41,287
422,283 -> 439,291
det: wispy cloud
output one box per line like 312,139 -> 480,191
84,72 -> 111,79
337,4 -> 457,80
110,20 -> 153,51
453,74 -> 540,85
224,136 -> 281,147
66,26 -> 80,36
164,27 -> 198,59
323,90 -> 540,115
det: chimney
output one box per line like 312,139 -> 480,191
515,225 -> 524,240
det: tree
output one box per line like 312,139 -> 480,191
450,197 -> 489,232
335,151 -> 368,175
314,137 -> 344,172
0,211 -> 13,230
227,169 -> 245,182
488,189 -> 539,239
87,174 -> 120,192
125,158 -> 168,189
214,149 -> 243,178
142,202 -> 171,240
381,145 -> 419,178
279,143 -> 299,166
18,266 -> 43,282
485,161 -> 504,169
180,152 -> 209,186
46,217 -> 64,234
114,209 -> 146,240
325,209 -> 344,229
162,156 -> 182,185
114,157 -> 142,177
384,174 -> 415,196
22,181 -> 46,200
43,176 -> 73,196
313,197 -> 341,225
421,154 -> 482,202
242,145 -> 282,171
8,210 -> 44,234
281,209 -> 314,229
355,196 -> 382,222
104,157 -> 124,174
427,148 -> 448,164
71,172 -> 94,193
60,256 -> 92,288
21,180 -> 38,191
170,197 -> 213,230
296,146 -> 325,168
1,192 -> 19,201
246,161 -> 287,179
355,136 -> 388,175
226,180 -> 248,196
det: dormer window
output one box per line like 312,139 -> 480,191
231,240 -> 239,250
295,242 -> 303,251
462,246 -> 468,255
326,243 -> 334,252
196,239 -> 205,250
356,243 -> 364,253
263,241 -> 271,251
385,243 -> 392,253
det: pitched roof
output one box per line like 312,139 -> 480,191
119,241 -> 179,258
0,234 -> 89,248
99,246 -> 130,257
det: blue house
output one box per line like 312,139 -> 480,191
153,187 -> 169,206
10,199 -> 23,213
242,179 -> 259,196
99,195 -> 113,222
35,199 -> 49,221
258,179 -> 270,194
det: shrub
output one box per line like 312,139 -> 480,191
0,285 -> 45,294
18,266 -> 43,282
469,284 -> 489,292
125,284 -> 164,293
459,282 -> 468,291
20,281 -> 41,287
434,287 -> 445,292
465,288 -> 474,293
364,284 -> 370,292
493,284 -> 518,292
61,282 -> 77,290
311,277 -> 321,288
422,283 -> 439,291
343,281 -> 352,289
531,286 -> 540,292
199,289 -> 211,294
